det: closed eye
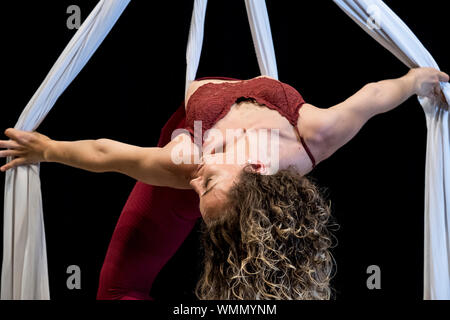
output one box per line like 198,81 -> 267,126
201,178 -> 218,197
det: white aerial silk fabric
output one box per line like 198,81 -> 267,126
333,0 -> 450,300
185,0 -> 278,97
244,0 -> 278,80
185,0 -> 209,97
1,0 -> 131,300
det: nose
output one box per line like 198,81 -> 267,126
189,176 -> 202,194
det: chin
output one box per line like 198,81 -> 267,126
200,209 -> 219,226
200,212 -> 213,225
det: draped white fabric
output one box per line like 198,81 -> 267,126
1,0 -> 131,300
333,0 -> 450,300
185,0 -> 209,97
185,0 -> 278,98
244,0 -> 278,80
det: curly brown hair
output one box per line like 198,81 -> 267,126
195,166 -> 337,300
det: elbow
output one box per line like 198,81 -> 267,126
91,138 -> 113,173
363,82 -> 384,117
96,138 -> 111,154
365,81 -> 381,91
365,82 -> 383,101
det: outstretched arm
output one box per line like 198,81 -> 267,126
303,67 -> 449,162
0,129 -> 196,189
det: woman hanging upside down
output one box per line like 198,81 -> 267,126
0,67 -> 448,300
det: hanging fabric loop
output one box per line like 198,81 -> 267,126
1,0 -> 131,300
185,0 -> 278,99
334,0 -> 450,300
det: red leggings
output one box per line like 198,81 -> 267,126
96,104 -> 201,300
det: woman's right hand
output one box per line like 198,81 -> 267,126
408,67 -> 449,99
0,128 -> 52,171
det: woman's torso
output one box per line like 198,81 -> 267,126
183,76 -> 316,175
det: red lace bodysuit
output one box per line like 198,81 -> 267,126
96,77 -> 315,300
185,76 -> 316,167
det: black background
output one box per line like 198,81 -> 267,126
0,0 -> 448,303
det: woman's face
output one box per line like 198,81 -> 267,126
189,153 -> 246,223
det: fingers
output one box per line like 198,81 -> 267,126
1,129 -> 34,172
4,128 -> 36,146
4,128 -> 17,139
0,139 -> 23,149
0,157 -> 27,172
440,92 -> 449,109
426,85 -> 442,100
434,85 -> 441,95
0,149 -> 23,158
4,128 -> 26,143
438,71 -> 449,82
